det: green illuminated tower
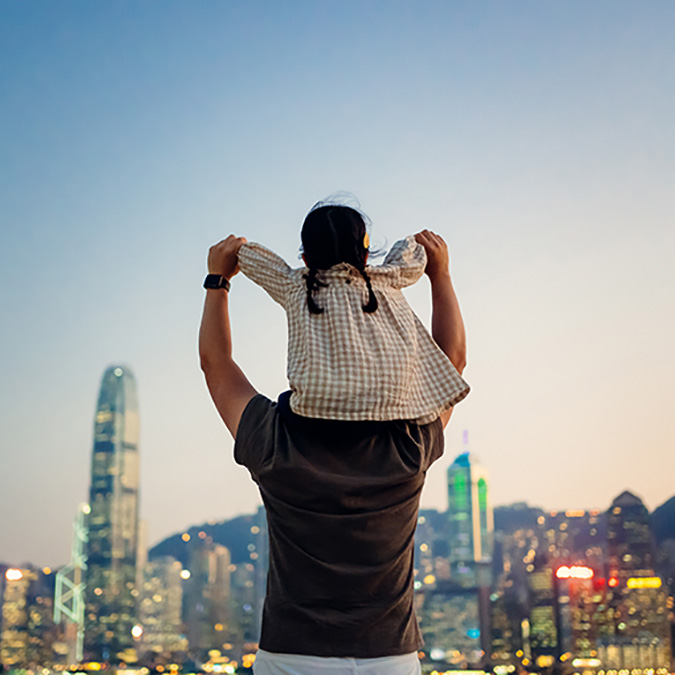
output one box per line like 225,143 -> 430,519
84,365 -> 140,662
447,449 -> 493,576
431,444 -> 494,665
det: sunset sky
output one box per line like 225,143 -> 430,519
2,1 -> 674,566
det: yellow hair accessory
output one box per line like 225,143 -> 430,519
363,233 -> 370,249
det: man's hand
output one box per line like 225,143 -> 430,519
414,230 -> 450,281
208,235 -> 247,279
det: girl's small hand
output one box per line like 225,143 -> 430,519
207,235 -> 248,279
414,230 -> 450,281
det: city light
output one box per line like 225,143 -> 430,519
556,565 -> 594,579
573,659 -> 602,667
608,577 -> 619,587
180,569 -> 191,580
627,577 -> 662,589
5,568 -> 23,581
131,624 -> 143,639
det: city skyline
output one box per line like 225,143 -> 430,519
2,1 -> 674,566
0,444 -> 675,675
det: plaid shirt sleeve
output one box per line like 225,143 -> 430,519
238,242 -> 292,308
378,235 -> 427,289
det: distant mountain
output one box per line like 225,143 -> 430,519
149,512 -> 261,565
148,495 -> 675,567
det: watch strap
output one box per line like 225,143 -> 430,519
203,274 -> 231,291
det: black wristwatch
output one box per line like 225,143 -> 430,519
203,274 -> 231,291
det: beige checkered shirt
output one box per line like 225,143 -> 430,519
238,236 -> 470,423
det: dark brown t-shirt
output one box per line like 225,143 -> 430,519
234,392 -> 444,658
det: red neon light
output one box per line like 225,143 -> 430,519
556,565 -> 594,580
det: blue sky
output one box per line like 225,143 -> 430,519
1,1 -> 674,566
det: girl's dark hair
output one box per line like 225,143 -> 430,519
301,204 -> 378,315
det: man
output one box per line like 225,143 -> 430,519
199,230 -> 467,675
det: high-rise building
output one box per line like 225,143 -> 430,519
1,568 -> 59,669
447,451 -> 494,577
84,365 -> 140,662
526,556 -> 557,662
422,449 -> 494,667
138,557 -> 187,660
54,502 -> 89,662
1,568 -> 35,668
601,491 -> 671,671
183,541 -> 232,660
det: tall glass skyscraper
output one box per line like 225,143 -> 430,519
447,451 -> 493,569
84,366 -> 140,661
428,451 -> 494,665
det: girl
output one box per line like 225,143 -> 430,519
236,199 -> 469,423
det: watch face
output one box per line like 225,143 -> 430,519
204,275 -> 230,290
204,274 -> 223,288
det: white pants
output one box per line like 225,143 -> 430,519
253,649 -> 421,675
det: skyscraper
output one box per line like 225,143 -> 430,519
447,451 -> 494,575
84,365 -> 140,662
419,449 -> 494,667
602,491 -> 671,670
138,558 -> 187,660
183,541 -> 232,659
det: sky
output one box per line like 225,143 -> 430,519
1,1 -> 674,567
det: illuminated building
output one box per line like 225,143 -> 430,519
54,502 -> 89,662
447,451 -> 493,577
526,557 -> 557,660
138,557 -> 187,659
229,562 -> 258,652
553,565 -> 614,673
420,447 -> 493,667
1,568 -> 34,667
489,587 -> 523,668
183,541 -> 232,658
84,365 -> 141,661
1,568 -> 59,669
541,509 -> 604,567
600,491 -> 671,670
418,581 -> 483,669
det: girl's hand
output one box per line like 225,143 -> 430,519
207,235 -> 248,279
414,230 -> 450,281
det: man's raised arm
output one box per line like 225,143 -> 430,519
199,235 -> 258,439
414,230 -> 467,429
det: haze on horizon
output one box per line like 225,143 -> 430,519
1,1 -> 674,567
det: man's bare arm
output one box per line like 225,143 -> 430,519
199,235 -> 257,439
415,230 -> 467,429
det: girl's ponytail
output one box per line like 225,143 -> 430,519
360,270 -> 378,313
304,268 -> 327,314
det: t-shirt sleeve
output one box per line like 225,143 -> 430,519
234,394 -> 279,480
421,416 -> 445,472
378,235 -> 427,289
238,242 -> 292,307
